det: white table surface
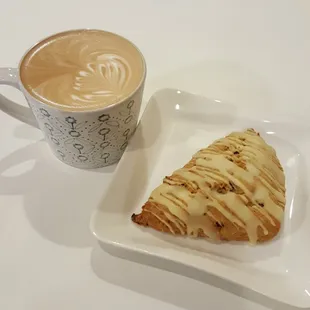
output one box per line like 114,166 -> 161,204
1,1 -> 309,309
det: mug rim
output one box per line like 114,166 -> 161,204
17,28 -> 147,114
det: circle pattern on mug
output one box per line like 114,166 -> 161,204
30,94 -> 141,168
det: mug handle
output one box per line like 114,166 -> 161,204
0,67 -> 38,128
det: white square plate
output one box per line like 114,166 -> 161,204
91,89 -> 310,308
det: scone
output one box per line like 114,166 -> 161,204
132,129 -> 286,244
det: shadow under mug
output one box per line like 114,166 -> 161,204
0,30 -> 146,169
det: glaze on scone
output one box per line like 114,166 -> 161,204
132,129 -> 286,244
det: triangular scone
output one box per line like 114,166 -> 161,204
132,129 -> 286,244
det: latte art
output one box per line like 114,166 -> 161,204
72,53 -> 132,103
20,30 -> 145,111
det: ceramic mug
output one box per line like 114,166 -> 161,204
0,30 -> 146,169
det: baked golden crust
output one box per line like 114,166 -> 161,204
132,129 -> 286,244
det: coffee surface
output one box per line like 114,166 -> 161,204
20,30 -> 145,111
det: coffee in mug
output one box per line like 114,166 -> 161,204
20,30 -> 145,111
0,29 -> 146,168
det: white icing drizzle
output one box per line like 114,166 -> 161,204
149,129 -> 285,243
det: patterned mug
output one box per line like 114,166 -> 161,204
0,30 -> 146,169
